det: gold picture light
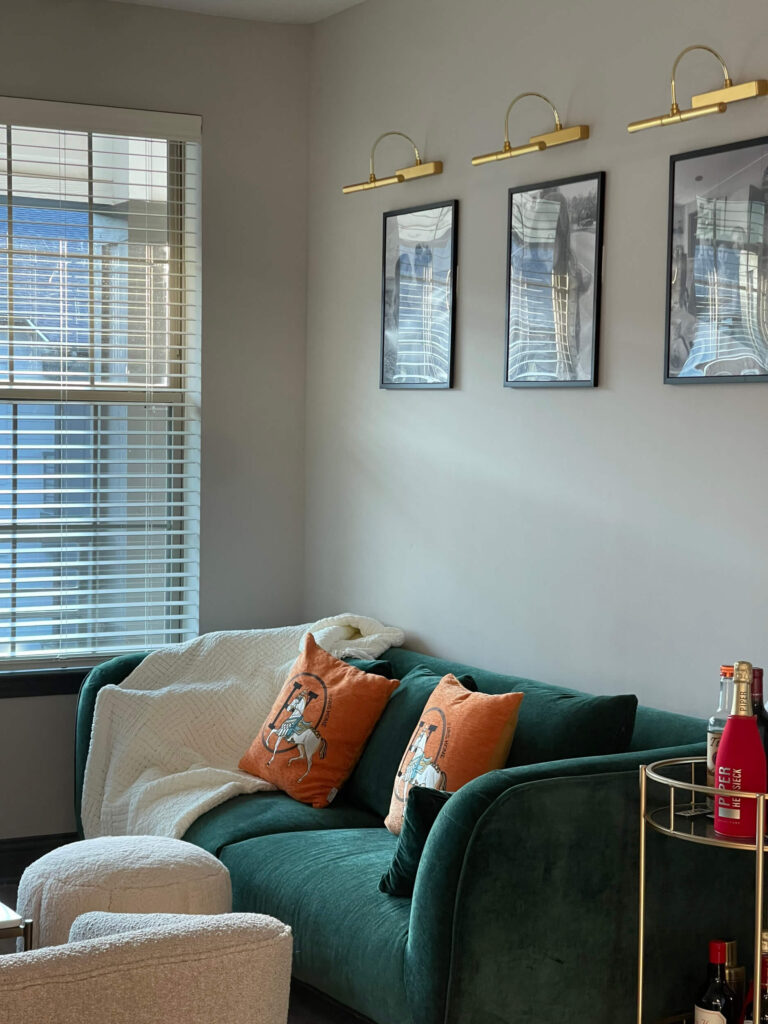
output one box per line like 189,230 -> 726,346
627,44 -> 768,133
471,92 -> 589,166
342,131 -> 443,194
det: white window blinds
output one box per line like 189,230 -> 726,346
0,99 -> 201,666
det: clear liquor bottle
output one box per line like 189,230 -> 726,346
708,665 -> 735,806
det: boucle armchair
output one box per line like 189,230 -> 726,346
0,911 -> 292,1024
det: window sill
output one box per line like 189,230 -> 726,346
0,667 -> 92,699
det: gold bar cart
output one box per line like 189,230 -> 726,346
639,757 -> 766,1024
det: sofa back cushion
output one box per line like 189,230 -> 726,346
344,649 -> 640,801
343,665 -> 476,819
628,705 -> 706,751
504,688 -> 637,766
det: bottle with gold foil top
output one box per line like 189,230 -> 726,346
714,662 -> 768,839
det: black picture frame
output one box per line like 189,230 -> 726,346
504,171 -> 605,388
380,199 -> 458,390
665,135 -> 768,384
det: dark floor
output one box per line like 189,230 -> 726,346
0,881 -> 359,1022
288,985 -> 365,1024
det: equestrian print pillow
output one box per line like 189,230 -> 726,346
239,632 -> 399,808
384,674 -> 524,834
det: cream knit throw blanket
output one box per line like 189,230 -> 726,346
82,614 -> 404,839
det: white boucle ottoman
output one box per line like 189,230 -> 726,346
16,836 -> 232,949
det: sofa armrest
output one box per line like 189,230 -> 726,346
74,653 -> 149,837
404,742 -> 712,1024
68,910 -> 282,944
1,912 -> 292,1024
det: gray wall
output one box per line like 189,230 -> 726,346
0,0 -> 309,839
5,0 -> 768,843
304,0 -> 768,716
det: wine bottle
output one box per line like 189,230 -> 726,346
752,667 -> 768,765
695,939 -> 737,1023
715,662 -> 768,840
709,666 -> 735,806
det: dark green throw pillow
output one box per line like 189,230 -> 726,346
379,787 -> 452,897
506,690 -> 638,767
342,657 -> 393,677
343,665 -> 476,818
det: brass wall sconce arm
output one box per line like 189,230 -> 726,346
342,131 -> 443,194
628,44 -> 768,132
472,92 -> 589,166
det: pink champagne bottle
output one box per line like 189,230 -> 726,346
715,661 -> 767,839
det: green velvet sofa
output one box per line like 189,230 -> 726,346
75,646 -> 745,1024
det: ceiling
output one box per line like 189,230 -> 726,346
107,0 -> 367,23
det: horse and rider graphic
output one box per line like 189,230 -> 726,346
263,678 -> 327,783
396,716 -> 447,804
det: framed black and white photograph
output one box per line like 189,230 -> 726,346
505,172 -> 604,388
666,135 -> 768,383
380,200 -> 457,389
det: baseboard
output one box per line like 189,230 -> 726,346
0,832 -> 78,884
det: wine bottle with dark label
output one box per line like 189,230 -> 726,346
752,668 -> 768,764
694,940 -> 737,1023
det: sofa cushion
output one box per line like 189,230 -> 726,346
507,690 -> 638,766
385,674 -> 523,834
344,657 -> 393,677
383,648 -> 638,766
380,787 -> 451,897
239,633 -> 399,808
220,828 -> 410,1024
183,791 -> 381,857
628,704 -> 706,752
343,665 -> 476,819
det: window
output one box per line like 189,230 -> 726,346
0,99 -> 201,667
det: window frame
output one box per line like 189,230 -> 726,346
0,104 -> 201,680
0,664 -> 90,699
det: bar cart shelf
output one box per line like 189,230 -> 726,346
638,756 -> 768,1024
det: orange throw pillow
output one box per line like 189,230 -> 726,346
384,674 -> 523,834
239,633 -> 399,808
